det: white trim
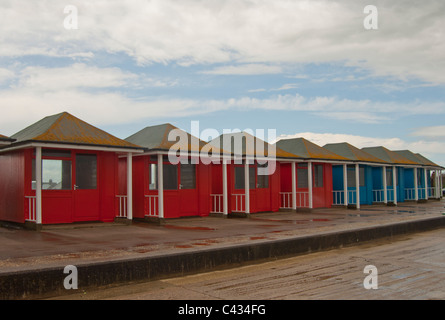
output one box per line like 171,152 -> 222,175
126,153 -> 133,220
291,162 -> 297,210
222,159 -> 228,216
0,142 -> 144,154
383,166 -> 388,204
35,147 -> 42,225
414,167 -> 419,201
157,154 -> 164,219
343,164 -> 348,206
393,166 -> 397,205
355,163 -> 360,209
244,160 -> 250,214
308,161 -> 313,209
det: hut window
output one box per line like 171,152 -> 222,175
347,166 -> 365,187
41,159 -> 72,190
180,164 -> 196,189
75,154 -> 97,190
416,168 -> 422,186
149,163 -> 158,190
314,165 -> 323,188
234,166 -> 256,189
297,166 -> 308,189
386,168 -> 392,187
163,164 -> 178,190
257,165 -> 269,189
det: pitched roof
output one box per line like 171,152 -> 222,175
10,112 -> 141,150
361,146 -> 418,165
276,137 -> 349,161
414,153 -> 441,168
323,142 -> 386,164
210,132 -> 301,159
126,123 -> 227,155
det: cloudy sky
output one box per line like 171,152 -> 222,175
1,0 -> 444,165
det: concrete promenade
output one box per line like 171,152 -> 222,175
0,200 -> 444,299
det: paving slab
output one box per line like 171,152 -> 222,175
0,200 -> 444,299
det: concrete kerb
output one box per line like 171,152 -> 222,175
1,215 -> 444,300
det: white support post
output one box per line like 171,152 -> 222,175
435,170 -> 439,199
439,170 -> 443,198
244,160 -> 250,214
126,153 -> 133,221
308,162 -> 313,209
157,154 -> 164,219
414,168 -> 419,201
222,159 -> 228,216
343,164 -> 348,206
291,162 -> 297,211
393,166 -> 397,205
35,147 -> 42,225
383,166 -> 388,204
355,164 -> 360,209
424,168 -> 428,200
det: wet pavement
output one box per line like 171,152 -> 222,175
0,200 -> 444,274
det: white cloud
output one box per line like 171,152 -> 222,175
0,0 -> 444,84
411,126 -> 445,138
201,64 -> 283,75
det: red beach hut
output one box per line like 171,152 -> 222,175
0,112 -> 143,229
124,123 -> 220,222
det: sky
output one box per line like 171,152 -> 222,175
1,0 -> 445,166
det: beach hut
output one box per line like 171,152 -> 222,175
361,146 -> 418,204
323,143 -> 387,208
0,112 -> 143,229
414,153 -> 444,199
209,132 -> 300,216
392,150 -> 442,201
275,138 -> 349,210
124,123 -> 223,221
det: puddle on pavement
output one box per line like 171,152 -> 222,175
163,225 -> 216,231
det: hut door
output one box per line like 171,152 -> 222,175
73,153 -> 100,221
179,163 -> 199,216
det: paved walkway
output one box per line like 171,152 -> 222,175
1,200 -> 444,274
51,228 -> 445,300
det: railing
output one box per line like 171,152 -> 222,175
372,189 -> 385,203
296,192 -> 309,208
418,188 -> 427,200
332,190 -> 345,205
232,194 -> 246,213
332,190 -> 357,205
428,187 -> 437,198
145,195 -> 159,217
116,195 -> 128,218
25,196 -> 37,222
211,194 -> 224,214
348,190 -> 357,204
280,192 -> 309,209
405,188 -> 416,201
280,192 -> 293,209
333,190 -> 356,205
372,189 -> 397,203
